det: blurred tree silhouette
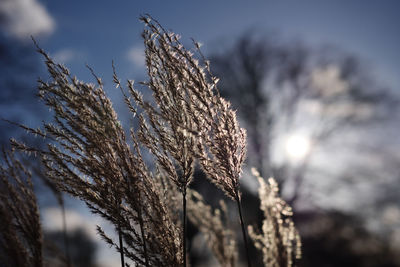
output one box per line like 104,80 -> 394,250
209,32 -> 400,266
298,210 -> 399,267
210,32 -> 396,205
44,228 -> 97,267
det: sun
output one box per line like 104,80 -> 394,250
285,134 -> 311,160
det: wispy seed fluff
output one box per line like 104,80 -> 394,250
136,15 -> 247,201
248,168 -> 302,267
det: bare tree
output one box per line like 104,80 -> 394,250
210,32 -> 397,206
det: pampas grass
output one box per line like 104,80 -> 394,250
0,14 -> 301,267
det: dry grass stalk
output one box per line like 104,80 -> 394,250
11,44 -> 183,266
187,190 -> 238,267
132,15 -> 249,266
0,150 -> 43,267
248,168 -> 302,267
2,14 -> 303,267
136,16 -> 247,202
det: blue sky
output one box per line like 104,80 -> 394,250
2,0 -> 399,112
28,1 -> 400,89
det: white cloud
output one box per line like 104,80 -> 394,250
52,49 -> 80,63
0,0 -> 55,40
42,207 -> 120,267
126,45 -> 145,68
42,207 -> 98,239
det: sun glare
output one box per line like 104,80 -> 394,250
285,134 -> 311,160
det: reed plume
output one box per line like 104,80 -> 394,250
133,15 -> 249,266
187,190 -> 238,267
0,150 -> 43,267
11,44 -> 182,266
248,168 -> 302,267
3,14 -> 302,267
